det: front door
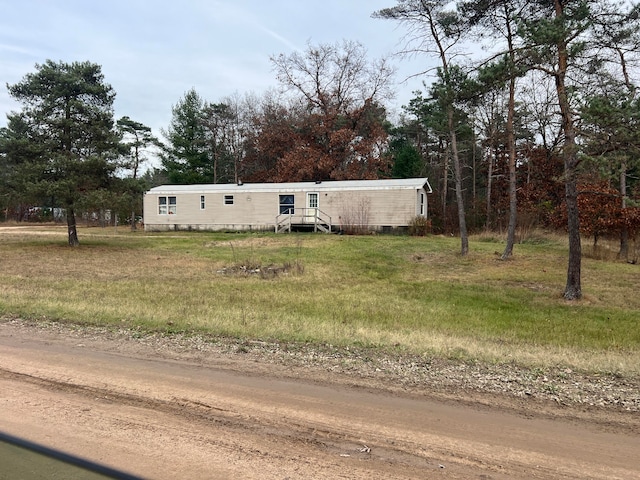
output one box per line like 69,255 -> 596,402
306,192 -> 319,222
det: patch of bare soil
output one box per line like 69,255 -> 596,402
0,318 -> 638,479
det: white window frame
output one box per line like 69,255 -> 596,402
159,196 -> 177,215
279,194 -> 294,214
307,192 -> 319,209
200,195 -> 206,210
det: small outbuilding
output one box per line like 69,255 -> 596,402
143,177 -> 432,233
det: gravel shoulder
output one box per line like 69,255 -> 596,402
4,317 -> 638,424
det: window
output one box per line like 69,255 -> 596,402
307,192 -> 318,209
420,193 -> 425,216
200,195 -> 205,210
158,196 -> 176,215
279,194 -> 294,214
224,195 -> 234,205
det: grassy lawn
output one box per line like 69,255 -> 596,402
1,225 -> 638,374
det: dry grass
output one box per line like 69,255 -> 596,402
0,225 -> 638,375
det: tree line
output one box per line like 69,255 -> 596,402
161,40 -> 394,185
374,0 -> 640,300
1,1 -> 639,301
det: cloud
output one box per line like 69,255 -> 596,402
256,25 -> 302,53
0,0 -> 430,136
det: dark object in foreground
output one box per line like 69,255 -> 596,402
0,431 -> 144,480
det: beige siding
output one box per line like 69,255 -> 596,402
324,189 -> 420,228
144,180 -> 429,232
144,192 -> 281,231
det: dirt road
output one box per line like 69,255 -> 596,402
0,320 -> 638,480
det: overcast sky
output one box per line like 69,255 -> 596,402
1,0 -> 438,138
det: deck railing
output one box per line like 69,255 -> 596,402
275,208 -> 332,233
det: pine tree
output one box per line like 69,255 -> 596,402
5,60 -> 121,246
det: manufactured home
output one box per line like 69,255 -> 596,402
143,178 -> 432,233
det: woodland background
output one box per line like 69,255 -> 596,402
2,1 -> 639,299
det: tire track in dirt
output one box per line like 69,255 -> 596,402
0,366 -> 457,477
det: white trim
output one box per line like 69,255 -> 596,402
149,178 -> 432,195
307,192 -> 319,209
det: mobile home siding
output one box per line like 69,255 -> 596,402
143,178 -> 431,232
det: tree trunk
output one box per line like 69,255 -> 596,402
472,123 -> 476,204
131,143 -> 139,232
502,160 -> 517,254
448,107 -> 469,256
558,84 -> 581,299
502,20 -> 518,260
618,161 -> 628,261
486,147 -> 494,231
67,207 -> 80,247
501,152 -> 517,259
564,169 -> 581,299
441,144 -> 449,233
552,0 -> 581,300
619,228 -> 629,261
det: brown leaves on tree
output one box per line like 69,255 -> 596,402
551,178 -> 640,242
517,147 -> 565,226
243,100 -> 390,183
240,40 -> 393,183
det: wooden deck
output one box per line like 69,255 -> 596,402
275,208 -> 332,233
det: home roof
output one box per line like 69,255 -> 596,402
147,178 -> 432,195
